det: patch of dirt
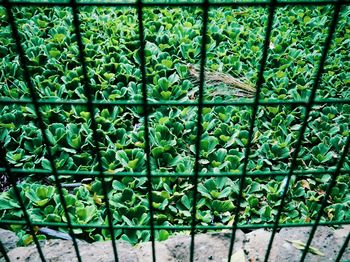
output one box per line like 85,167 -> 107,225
1,227 -> 349,262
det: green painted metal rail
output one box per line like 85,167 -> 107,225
0,0 -> 349,261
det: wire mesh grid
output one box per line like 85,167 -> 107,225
0,0 -> 349,261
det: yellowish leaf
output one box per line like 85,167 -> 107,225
93,193 -> 104,205
23,235 -> 33,245
227,217 -> 235,227
301,179 -> 310,189
83,183 -> 92,191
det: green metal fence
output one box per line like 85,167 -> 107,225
0,0 -> 349,261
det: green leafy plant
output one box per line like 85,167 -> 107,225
0,4 -> 349,247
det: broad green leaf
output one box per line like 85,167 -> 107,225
181,195 -> 191,210
158,230 -> 169,241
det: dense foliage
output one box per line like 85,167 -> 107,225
0,3 -> 349,245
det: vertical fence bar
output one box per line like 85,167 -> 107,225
137,0 -> 156,261
189,0 -> 209,261
0,240 -> 10,262
227,0 -> 276,260
69,0 -> 119,261
0,147 -> 45,262
263,1 -> 342,261
2,1 -> 83,261
299,136 -> 350,261
336,232 -> 350,262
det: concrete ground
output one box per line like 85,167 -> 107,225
1,226 -> 349,262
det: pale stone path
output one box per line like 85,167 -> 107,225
1,226 -> 349,262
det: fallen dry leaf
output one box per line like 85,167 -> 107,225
285,239 -> 325,256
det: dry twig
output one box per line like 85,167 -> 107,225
187,64 -> 256,99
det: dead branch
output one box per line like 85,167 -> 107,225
187,64 -> 256,98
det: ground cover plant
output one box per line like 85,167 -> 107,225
0,2 -> 349,246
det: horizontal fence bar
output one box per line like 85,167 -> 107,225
0,219 -> 349,230
1,0 -> 349,8
0,98 -> 350,107
1,167 -> 349,178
